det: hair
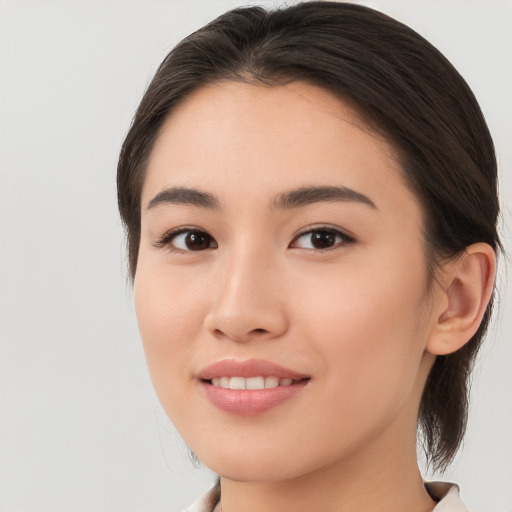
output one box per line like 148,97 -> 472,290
117,1 -> 501,472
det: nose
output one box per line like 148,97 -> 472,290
204,247 -> 289,343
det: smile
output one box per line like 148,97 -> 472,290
198,359 -> 310,415
210,376 -> 295,389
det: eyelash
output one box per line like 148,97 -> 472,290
291,224 -> 355,252
153,225 -> 355,253
153,227 -> 217,252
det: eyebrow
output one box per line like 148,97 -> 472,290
271,185 -> 376,210
147,187 -> 220,210
146,185 -> 376,211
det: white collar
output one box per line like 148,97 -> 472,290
184,481 -> 469,512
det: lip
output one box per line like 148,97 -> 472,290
197,358 -> 310,416
198,358 -> 309,380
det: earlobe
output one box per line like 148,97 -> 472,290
427,243 -> 496,356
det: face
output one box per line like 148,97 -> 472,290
135,81 -> 438,482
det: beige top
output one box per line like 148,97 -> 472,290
183,481 -> 469,512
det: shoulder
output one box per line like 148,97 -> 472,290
181,485 -> 220,512
426,481 -> 469,512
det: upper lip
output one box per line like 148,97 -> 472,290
198,358 -> 309,381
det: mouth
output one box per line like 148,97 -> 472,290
198,359 -> 311,415
206,376 -> 305,390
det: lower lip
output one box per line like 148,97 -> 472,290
200,380 -> 309,415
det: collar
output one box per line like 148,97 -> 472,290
184,481 -> 469,512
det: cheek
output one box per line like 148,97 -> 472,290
295,250 -> 426,336
293,254 -> 429,406
133,264 -> 206,390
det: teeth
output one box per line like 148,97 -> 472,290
246,376 -> 265,390
210,376 -> 296,390
229,377 -> 245,390
264,376 -> 279,388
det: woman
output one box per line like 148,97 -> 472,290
117,2 -> 500,511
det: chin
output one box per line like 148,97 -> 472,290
193,441 -> 328,484
197,450 -> 278,481
208,461 -> 301,484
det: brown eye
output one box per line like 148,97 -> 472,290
309,230 -> 337,249
291,228 -> 353,251
157,229 -> 217,252
183,231 -> 213,250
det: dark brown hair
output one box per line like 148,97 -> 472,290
117,1 -> 501,471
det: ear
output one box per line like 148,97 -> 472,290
426,243 -> 496,356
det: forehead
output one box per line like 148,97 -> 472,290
142,80 -> 419,220
151,80 -> 388,163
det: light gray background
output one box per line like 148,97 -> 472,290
1,1 -> 510,511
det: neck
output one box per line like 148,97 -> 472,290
218,415 -> 436,512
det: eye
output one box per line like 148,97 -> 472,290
154,228 -> 217,252
290,226 -> 354,251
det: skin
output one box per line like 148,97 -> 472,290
134,81 -> 494,512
